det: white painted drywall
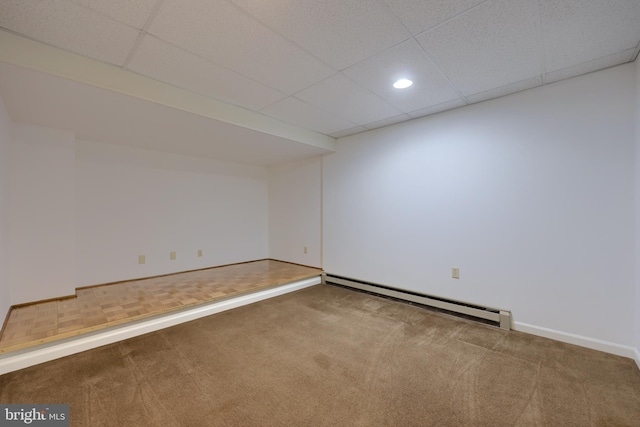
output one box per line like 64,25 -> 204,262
75,140 -> 268,286
0,95 -> 11,319
268,157 -> 322,268
324,64 -> 636,348
9,124 -> 76,304
635,56 -> 640,360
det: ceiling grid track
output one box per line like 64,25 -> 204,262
122,0 -> 166,69
0,0 -> 638,147
534,0 -> 549,85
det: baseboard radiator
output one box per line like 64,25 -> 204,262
324,274 -> 511,330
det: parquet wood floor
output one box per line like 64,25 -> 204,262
0,260 -> 322,354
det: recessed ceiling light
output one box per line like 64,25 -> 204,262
393,78 -> 413,89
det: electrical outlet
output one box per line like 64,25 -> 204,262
452,267 -> 460,279
304,246 -> 308,254
197,249 -> 203,257
138,255 -> 146,265
170,251 -> 176,261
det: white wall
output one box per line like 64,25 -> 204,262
76,140 -> 268,286
4,119 -> 269,302
635,57 -> 640,359
268,157 -> 322,268
3,121 -> 270,303
0,96 -> 11,319
9,124 -> 76,304
324,64 -> 636,349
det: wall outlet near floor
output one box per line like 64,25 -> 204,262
138,255 -> 146,265
170,251 -> 176,261
452,267 -> 460,279
304,246 -> 308,254
197,249 -> 203,257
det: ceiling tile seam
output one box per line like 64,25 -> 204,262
284,71 -> 341,101
534,0 -> 548,85
412,36 -> 470,106
633,39 -> 640,62
221,0 -> 341,74
335,37 -> 413,73
0,27 -> 123,69
126,33 -> 289,107
63,0 -> 148,31
378,0 -> 416,37
0,30 -> 331,150
410,0 -> 490,39
275,31 -> 454,117
278,33 -> 435,120
323,39 -> 417,115
368,0 -> 425,68
260,95 -> 359,133
118,46 -> 265,112
335,70 -> 406,121
279,93 -> 360,130
122,0 -> 165,69
143,0 -> 166,33
0,2 -> 146,68
278,45 -> 413,114
378,0 -> 414,30
286,84 -> 378,128
117,1 -> 322,99
121,32 -> 146,69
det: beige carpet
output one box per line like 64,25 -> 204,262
1,284 -> 639,426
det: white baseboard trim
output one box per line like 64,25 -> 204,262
0,277 -> 321,376
513,321 -> 638,364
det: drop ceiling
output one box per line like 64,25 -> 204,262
0,0 -> 639,165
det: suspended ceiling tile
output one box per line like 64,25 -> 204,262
296,73 -> 402,126
1,0 -> 639,150
71,0 -> 158,29
261,97 -> 357,135
383,0 -> 485,35
0,62 -> 333,166
407,98 -> 467,119
546,48 -> 636,84
342,39 -> 461,113
230,0 -> 410,70
148,0 -> 335,94
127,35 -> 286,111
416,0 -> 541,96
466,76 -> 542,104
0,31 -> 334,152
539,0 -> 640,73
0,0 -> 139,66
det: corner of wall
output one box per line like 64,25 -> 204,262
268,157 -> 323,268
634,54 -> 640,366
75,140 -> 270,286
8,122 -> 77,304
323,64 -> 636,352
0,94 -> 12,321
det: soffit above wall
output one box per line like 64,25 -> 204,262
0,32 -> 335,166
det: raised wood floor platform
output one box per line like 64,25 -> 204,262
0,260 -> 323,355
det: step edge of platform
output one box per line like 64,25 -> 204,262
0,276 -> 321,376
